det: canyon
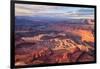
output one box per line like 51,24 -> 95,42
15,17 -> 95,66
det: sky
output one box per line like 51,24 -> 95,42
15,3 -> 94,19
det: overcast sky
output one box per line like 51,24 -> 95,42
15,3 -> 94,19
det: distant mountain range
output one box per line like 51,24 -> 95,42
15,16 -> 94,26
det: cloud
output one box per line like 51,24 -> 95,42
15,3 -> 94,19
15,3 -> 61,16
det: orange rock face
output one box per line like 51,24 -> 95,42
70,29 -> 94,43
78,30 -> 94,42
